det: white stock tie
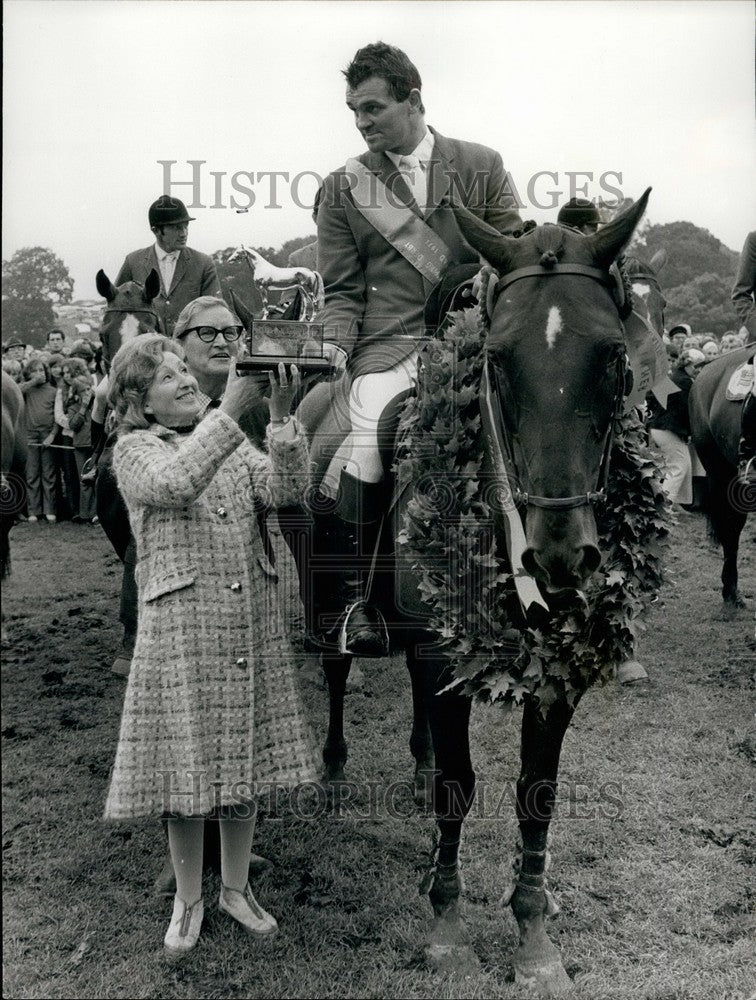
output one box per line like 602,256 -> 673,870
161,252 -> 179,293
399,154 -> 427,213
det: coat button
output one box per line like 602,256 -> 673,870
217,506 -> 228,518
230,581 -> 242,592
235,657 -> 248,668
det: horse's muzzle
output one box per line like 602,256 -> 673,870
521,541 -> 602,593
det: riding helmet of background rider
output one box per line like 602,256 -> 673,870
557,197 -> 601,235
149,195 -> 195,253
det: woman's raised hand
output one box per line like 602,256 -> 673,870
268,363 -> 300,423
220,361 -> 300,425
220,362 -> 269,423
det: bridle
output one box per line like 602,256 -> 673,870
484,262 -> 628,512
103,306 -> 162,330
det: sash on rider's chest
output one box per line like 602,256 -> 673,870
347,155 -> 453,295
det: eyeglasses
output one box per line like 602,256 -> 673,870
184,326 -> 243,343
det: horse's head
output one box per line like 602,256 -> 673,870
625,249 -> 667,337
96,268 -> 161,372
454,190 -> 651,598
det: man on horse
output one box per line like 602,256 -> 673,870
116,196 -> 221,337
557,197 -> 601,235
307,41 -> 522,656
731,230 -> 756,484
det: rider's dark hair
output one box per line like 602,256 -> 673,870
344,42 -> 425,112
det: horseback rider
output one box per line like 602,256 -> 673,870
116,196 -> 221,337
557,197 -> 600,235
731,230 -> 756,484
304,41 -> 522,656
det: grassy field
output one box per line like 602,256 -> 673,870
2,512 -> 755,1000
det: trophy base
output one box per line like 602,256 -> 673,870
235,357 -> 336,376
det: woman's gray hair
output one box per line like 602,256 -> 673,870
108,333 -> 184,436
172,296 -> 241,340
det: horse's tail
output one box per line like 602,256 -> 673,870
697,474 -> 721,547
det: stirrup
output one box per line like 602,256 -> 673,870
338,601 -> 389,657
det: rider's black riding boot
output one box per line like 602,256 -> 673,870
737,391 -> 756,484
330,471 -> 389,658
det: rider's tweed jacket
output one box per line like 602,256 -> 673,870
115,246 -> 221,338
317,127 -> 521,377
104,410 -> 315,820
731,230 -> 756,342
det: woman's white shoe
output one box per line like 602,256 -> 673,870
163,895 -> 204,959
219,883 -> 278,937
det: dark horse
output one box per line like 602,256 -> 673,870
96,267 -> 162,373
689,344 -> 755,606
1,372 -> 26,583
294,192 -> 655,991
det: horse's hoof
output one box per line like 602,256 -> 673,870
724,594 -> 747,610
514,951 -> 572,996
425,941 -> 481,976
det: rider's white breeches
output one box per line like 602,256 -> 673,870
321,350 -> 420,496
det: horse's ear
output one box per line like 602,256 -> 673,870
143,268 -> 160,303
589,188 -> 651,269
96,269 -> 117,302
228,286 -> 255,331
449,201 -> 518,274
649,248 -> 667,274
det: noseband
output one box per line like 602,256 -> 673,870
103,307 -> 162,332
486,263 -> 627,512
104,306 -> 161,321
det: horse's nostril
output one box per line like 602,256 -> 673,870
581,545 -> 602,574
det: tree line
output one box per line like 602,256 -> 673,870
1,222 -> 743,347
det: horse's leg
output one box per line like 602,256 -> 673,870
509,693 -> 581,996
422,672 -> 479,973
405,644 -> 435,808
320,650 -> 353,784
707,475 -> 747,607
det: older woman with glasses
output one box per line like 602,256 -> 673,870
103,329 -> 315,960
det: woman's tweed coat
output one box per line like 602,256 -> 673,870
104,409 -> 316,820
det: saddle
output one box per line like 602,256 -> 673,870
282,267 -> 482,648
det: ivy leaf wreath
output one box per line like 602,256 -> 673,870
397,306 -> 672,713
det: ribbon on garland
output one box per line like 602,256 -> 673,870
479,362 -> 550,621
622,307 -> 679,412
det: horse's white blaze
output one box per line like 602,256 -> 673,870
632,281 -> 651,301
545,306 -> 562,349
119,314 -> 140,344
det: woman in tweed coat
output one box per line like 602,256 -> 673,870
103,328 -> 315,959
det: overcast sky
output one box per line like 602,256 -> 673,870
3,0 -> 755,301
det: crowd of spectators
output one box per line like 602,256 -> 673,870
3,320 -> 750,526
664,323 -> 747,363
2,329 -> 104,524
650,324 -> 750,511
